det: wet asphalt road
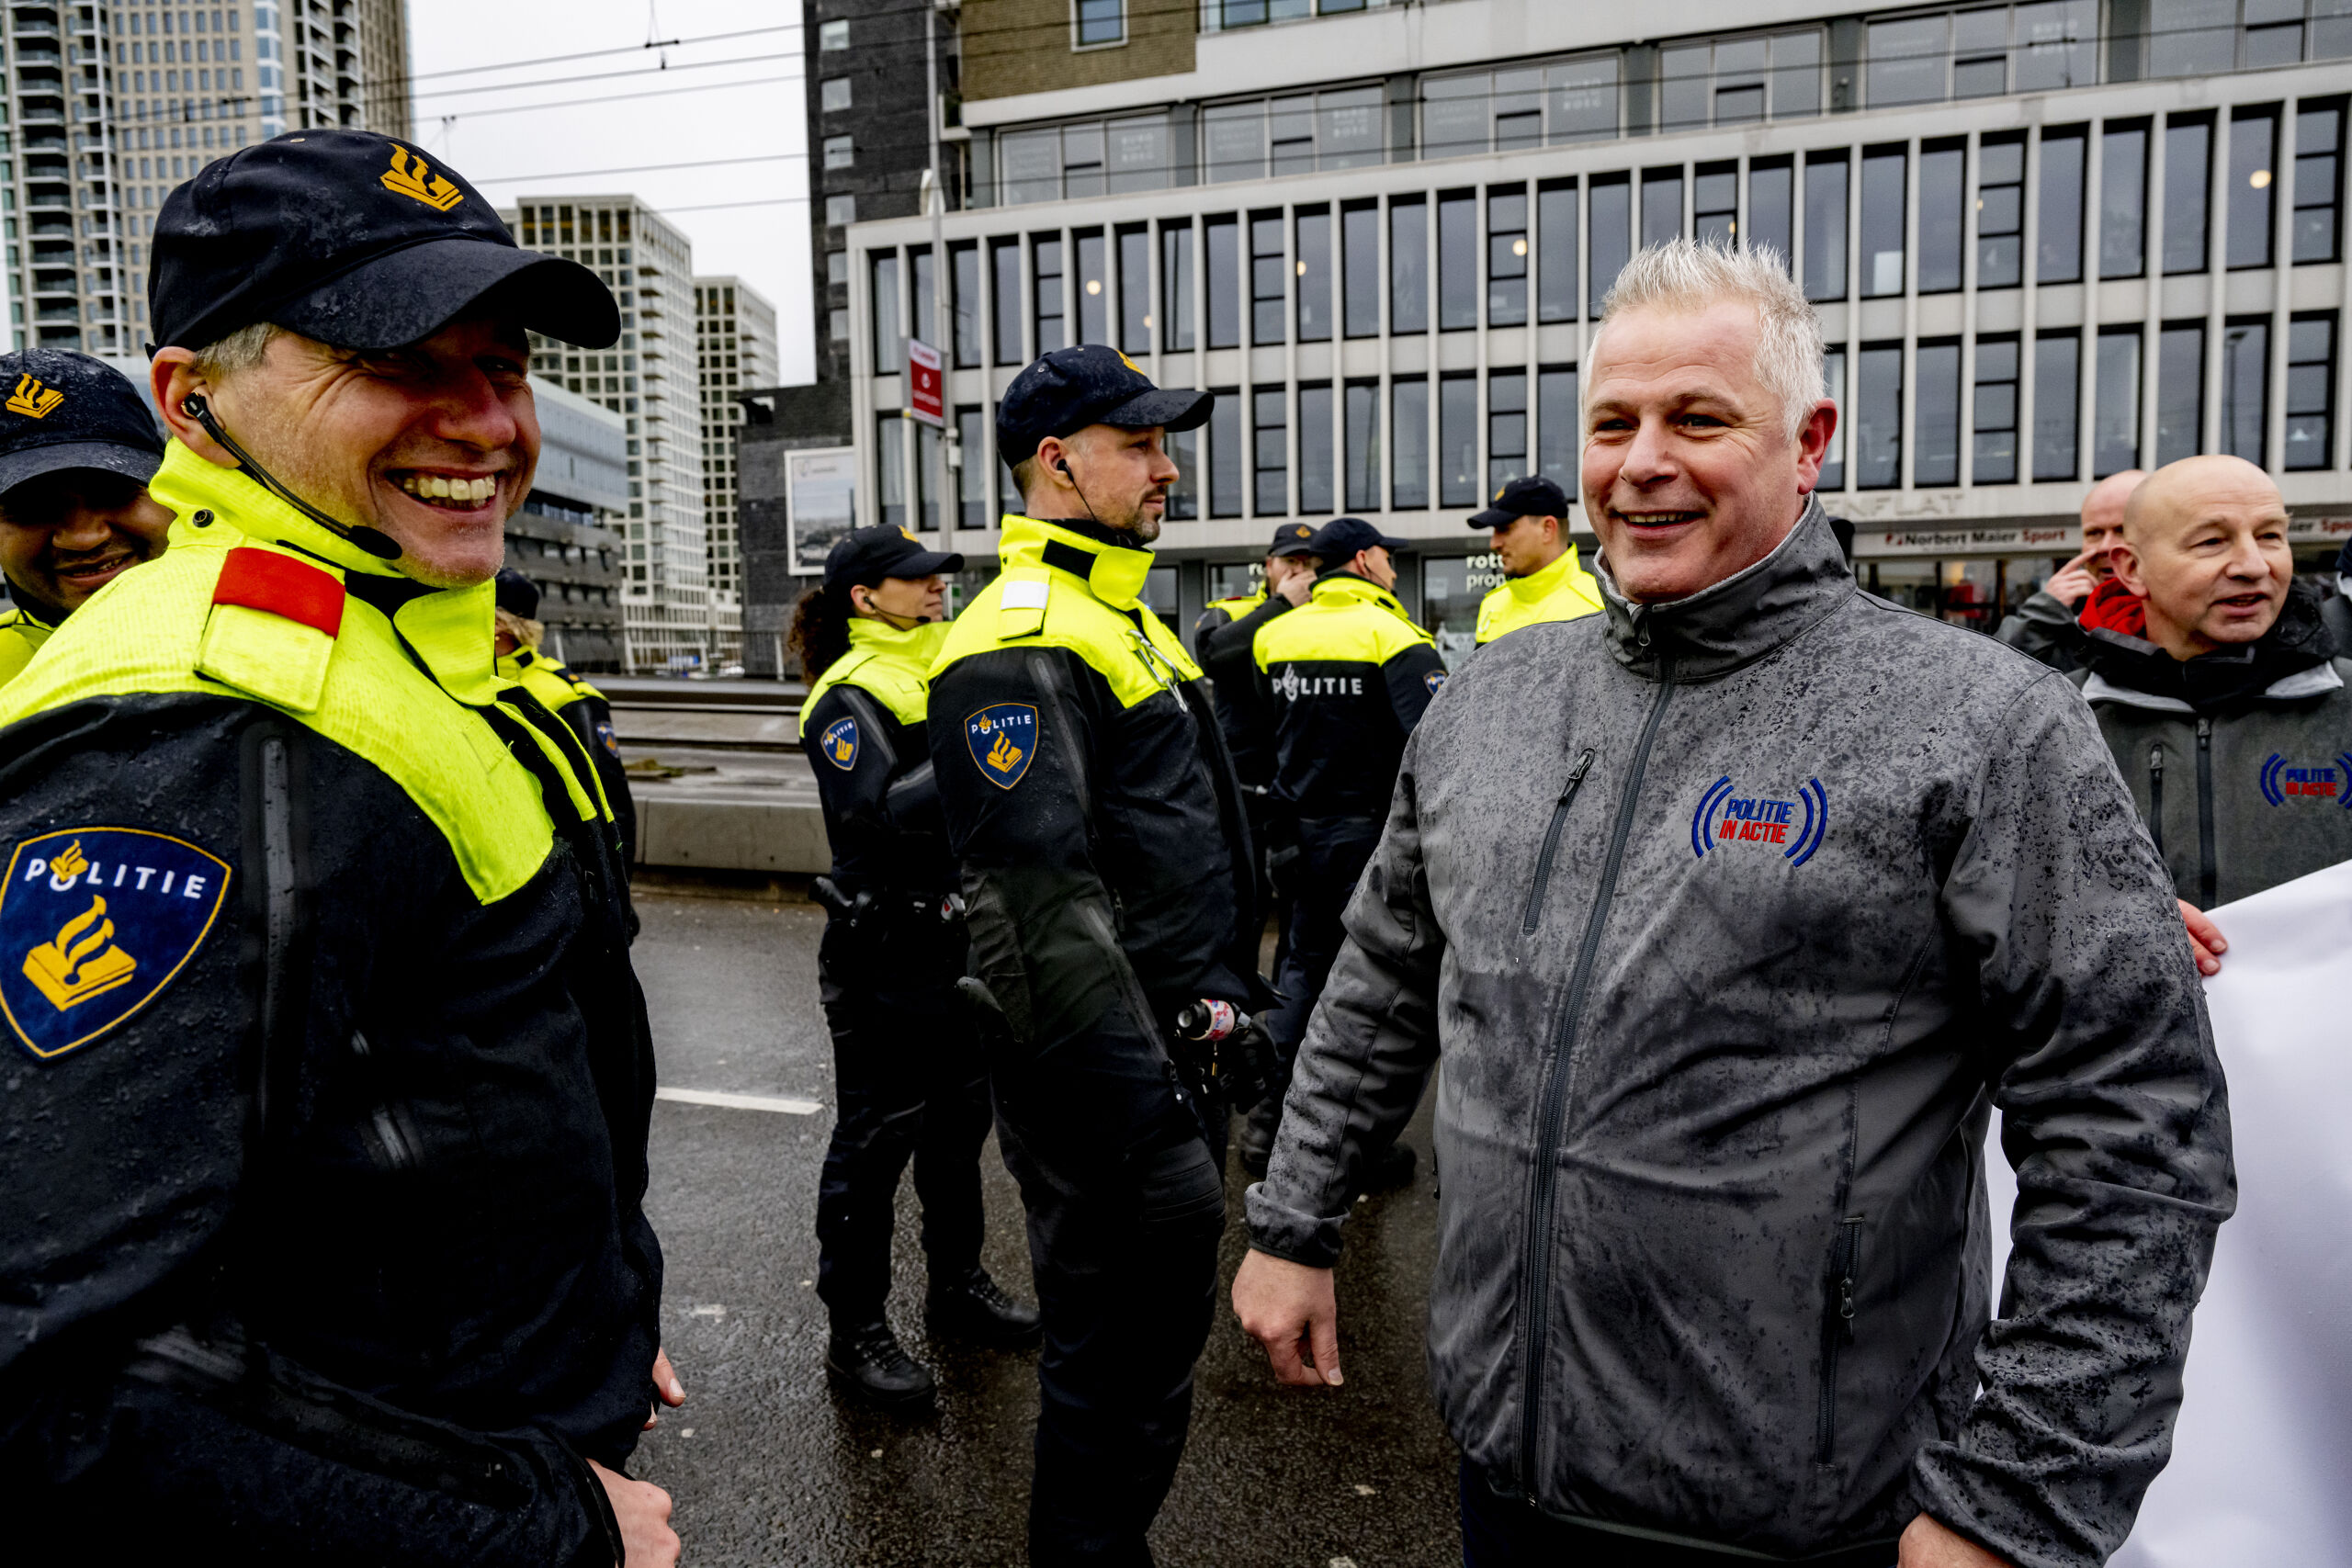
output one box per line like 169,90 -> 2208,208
627,890 -> 1461,1568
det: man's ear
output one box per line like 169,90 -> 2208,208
152,348 -> 240,471
1793,399 -> 1838,494
2109,540 -> 2148,597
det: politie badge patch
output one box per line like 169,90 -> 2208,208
1690,775 -> 1829,866
820,716 -> 861,771
595,718 -> 623,760
966,704 -> 1038,790
0,829 -> 232,1061
1425,670 -> 1448,695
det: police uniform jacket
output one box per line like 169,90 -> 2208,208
1252,570 -> 1446,819
799,616 -> 955,898
1473,541 -> 1604,647
0,592 -> 62,685
498,644 -> 637,868
1192,587 -> 1292,789
0,443 -> 657,1565
928,515 -> 1259,1157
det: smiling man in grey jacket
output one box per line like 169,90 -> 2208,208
1232,240 -> 2233,1568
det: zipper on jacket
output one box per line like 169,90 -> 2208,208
1520,749 -> 1597,934
2195,716 -> 2217,908
1515,667 -> 1677,1495
1815,1214 -> 1864,1465
2146,744 -> 2165,860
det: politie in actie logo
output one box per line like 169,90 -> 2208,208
2258,752 -> 2352,807
1690,775 -> 1830,866
0,828 -> 232,1061
821,716 -> 860,772
966,703 -> 1038,790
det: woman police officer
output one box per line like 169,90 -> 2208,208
791,526 -> 1040,1407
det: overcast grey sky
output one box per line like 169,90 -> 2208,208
405,0 -> 815,384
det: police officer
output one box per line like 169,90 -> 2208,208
928,344 -> 1271,1565
0,132 -> 678,1564
1467,474 -> 1602,647
1192,523 -> 1318,784
791,525 -> 1040,1408
0,349 -> 171,682
1242,516 -> 1443,1177
494,566 -> 639,869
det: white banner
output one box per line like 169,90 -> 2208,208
1985,861 -> 2352,1566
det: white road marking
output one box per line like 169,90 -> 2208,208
656,1087 -> 824,1115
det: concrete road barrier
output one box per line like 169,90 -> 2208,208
635,796 -> 831,874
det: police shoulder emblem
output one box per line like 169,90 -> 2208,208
0,829 -> 232,1061
594,718 -> 623,760
965,704 -> 1038,790
821,716 -> 861,771
1425,670 -> 1448,694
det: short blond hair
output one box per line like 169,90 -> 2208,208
1587,239 -> 1826,443
190,321 -> 283,382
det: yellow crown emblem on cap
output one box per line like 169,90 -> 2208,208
1495,485 -> 1507,501
1295,525 -> 1311,537
899,527 -> 919,543
1115,349 -> 1141,374
380,147 -> 464,213
6,375 -> 63,420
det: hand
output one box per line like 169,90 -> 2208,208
2041,550 -> 2100,608
1232,1247 -> 1343,1387
1898,1513 -> 2013,1567
1275,572 -> 1314,607
645,1347 -> 685,1429
588,1460 -> 679,1568
2179,898 -> 2226,976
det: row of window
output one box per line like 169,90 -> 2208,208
870,310 -> 2340,531
870,103 -> 2346,378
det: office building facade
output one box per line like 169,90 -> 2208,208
847,0 -> 2352,654
513,376 -> 630,674
695,274 -> 777,667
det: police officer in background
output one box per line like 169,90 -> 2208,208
929,344 -> 1271,1564
0,131 -> 678,1564
1193,523 -> 1318,783
494,567 -> 639,870
790,525 -> 1040,1410
1240,516 -> 1442,1179
1468,474 -> 1602,647
0,349 -> 171,683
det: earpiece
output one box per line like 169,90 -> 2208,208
1057,458 -> 1072,476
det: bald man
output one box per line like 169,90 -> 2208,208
1996,468 -> 2148,671
2075,456 -> 2352,953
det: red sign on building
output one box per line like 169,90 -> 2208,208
907,338 -> 944,428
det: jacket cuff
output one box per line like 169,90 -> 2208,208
1243,1179 -> 1345,1269
546,1430 -> 625,1568
1907,1445 -> 2099,1568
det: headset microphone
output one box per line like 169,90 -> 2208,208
180,393 -> 403,561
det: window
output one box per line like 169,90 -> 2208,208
820,77 -> 852,113
911,248 -> 937,356
1425,56 -> 1620,152
1820,348 -> 1848,490
828,250 -> 850,288
1439,375 -> 1478,506
1489,187 -> 1529,326
2158,321 -> 2205,465
1438,191 -> 1476,331
1297,207 -> 1333,343
1918,140 -> 1966,293
876,414 -> 906,527
1001,414 -> 1025,515
2226,106 -> 2280,272
1392,378 -> 1430,510
2150,0 -> 2243,78
825,194 -> 856,228
1075,0 -> 1123,47
1254,388 -> 1287,514
1916,340 -> 1962,486
1538,367 -> 1578,487
2096,326 -> 2143,476
1391,197 -> 1429,334
1867,15 -> 1948,107
915,422 -> 942,532
1075,231 -> 1108,344
823,134 -> 854,171
1642,166 -> 1683,250
1971,337 -> 2020,483
1344,381 -> 1381,510
1161,220 -> 1196,351
1034,236 -> 1066,354
956,406 -> 988,527
2100,121 -> 2148,279
2296,102 -> 2344,264
1590,174 -> 1632,316
2221,318 -> 2268,463
1209,389 -> 1243,515
1804,152 -> 1848,302
1977,134 -> 2025,288
951,243 -> 980,367
1343,201 -> 1380,338
1299,384 -> 1334,513
2038,125 -> 2086,283
830,308 -> 850,343
1860,147 -> 1906,297
1204,86 -> 1385,181
1748,157 -> 1793,271
2285,313 -> 2336,469
1856,343 -> 1903,489
1117,225 -> 1150,353
1167,414 -> 1200,521
1489,369 -> 1528,491
2165,115 -> 2213,274
2035,332 -> 2082,481
820,18 -> 849,50
1694,163 -> 1737,248
1538,180 -> 1579,321
871,252 -> 902,374
1657,30 -> 1821,130
1206,216 -> 1240,348
991,239 -> 1023,366
1250,213 -> 1286,344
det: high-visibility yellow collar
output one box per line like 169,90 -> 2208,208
1000,514 -> 1155,610
152,439 -> 409,579
1508,542 -> 1586,603
1309,569 -> 1408,617
844,613 -> 951,665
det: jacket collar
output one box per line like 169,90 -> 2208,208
1594,494 -> 1851,681
1508,542 -> 1587,604
1310,570 -> 1409,617
1001,513 -> 1155,610
843,615 -> 950,668
1,581 -> 67,633
2077,579 -> 2337,715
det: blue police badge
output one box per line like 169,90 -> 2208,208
1425,670 -> 1448,695
595,718 -> 622,760
820,716 -> 860,771
0,829 -> 232,1061
965,703 -> 1039,790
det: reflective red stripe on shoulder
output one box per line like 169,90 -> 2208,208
211,547 -> 345,637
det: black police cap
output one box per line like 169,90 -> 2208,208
1469,474 -> 1573,529
494,567 -> 541,620
997,345 -> 1212,468
0,349 -> 164,500
1306,516 -> 1409,561
823,526 -> 965,595
151,130 -> 618,354
1268,522 -> 1319,558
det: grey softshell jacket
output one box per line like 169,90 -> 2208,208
1247,501 -> 2234,1568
